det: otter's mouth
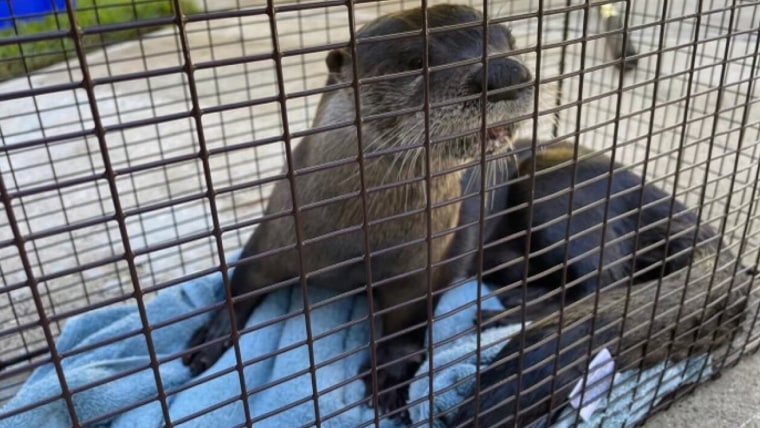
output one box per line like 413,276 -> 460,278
484,125 -> 513,154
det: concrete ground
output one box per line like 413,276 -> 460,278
0,0 -> 758,425
647,350 -> 760,427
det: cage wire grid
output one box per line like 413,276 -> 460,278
0,0 -> 758,426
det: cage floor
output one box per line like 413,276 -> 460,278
1,0 -> 759,425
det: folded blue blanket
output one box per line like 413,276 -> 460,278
0,254 -> 711,427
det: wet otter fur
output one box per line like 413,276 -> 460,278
449,141 -> 750,427
451,249 -> 748,427
183,4 -> 535,416
455,140 -> 723,311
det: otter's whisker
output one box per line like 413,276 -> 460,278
464,164 -> 479,196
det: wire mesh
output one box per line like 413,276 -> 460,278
0,0 -> 758,426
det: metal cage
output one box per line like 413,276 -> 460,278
0,0 -> 759,426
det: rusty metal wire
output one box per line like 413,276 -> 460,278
1,0 -> 759,426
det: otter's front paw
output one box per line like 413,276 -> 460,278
183,310 -> 233,375
360,341 -> 424,422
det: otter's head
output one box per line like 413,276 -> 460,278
323,4 -> 533,162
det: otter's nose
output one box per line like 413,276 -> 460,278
468,57 -> 532,102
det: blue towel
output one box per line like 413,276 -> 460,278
407,285 -> 713,428
0,255 -> 712,427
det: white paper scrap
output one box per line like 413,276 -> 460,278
568,348 -> 615,421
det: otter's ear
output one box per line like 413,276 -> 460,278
326,49 -> 349,73
326,49 -> 351,85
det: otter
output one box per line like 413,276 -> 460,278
450,249 -> 749,427
450,248 -> 749,427
448,142 -> 750,427
183,4 -> 534,415
454,140 -> 726,313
